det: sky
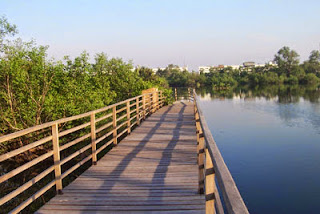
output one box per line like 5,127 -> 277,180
1,0 -> 320,71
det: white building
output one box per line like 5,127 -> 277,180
227,65 -> 240,70
152,66 -> 189,73
198,66 -> 211,73
198,61 -> 277,73
254,64 -> 265,68
266,61 -> 277,67
176,66 -> 189,72
151,67 -> 166,73
199,65 -> 240,73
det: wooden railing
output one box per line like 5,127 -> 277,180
0,90 -> 165,213
192,90 -> 249,214
174,87 -> 191,102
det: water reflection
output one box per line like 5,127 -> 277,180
197,84 -> 320,103
196,85 -> 320,214
197,85 -> 320,134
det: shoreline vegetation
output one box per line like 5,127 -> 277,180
0,16 -> 319,213
155,47 -> 320,89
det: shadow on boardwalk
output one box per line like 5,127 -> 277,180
36,101 -> 205,213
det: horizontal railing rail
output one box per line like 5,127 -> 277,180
192,89 -> 249,214
0,90 -> 165,214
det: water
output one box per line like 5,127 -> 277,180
196,85 -> 320,214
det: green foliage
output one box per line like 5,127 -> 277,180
309,50 -> 320,64
0,40 -> 55,132
286,75 -> 299,85
210,72 -> 237,87
0,16 -> 17,43
302,50 -> 320,74
301,73 -> 320,85
157,65 -> 205,88
274,46 -> 300,76
0,37 -> 170,136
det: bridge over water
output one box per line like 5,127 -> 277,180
0,89 -> 248,213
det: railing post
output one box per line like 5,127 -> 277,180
149,94 -> 151,114
153,92 -> 157,112
142,95 -> 146,120
157,92 -> 160,110
149,94 -> 153,113
196,107 -> 205,194
205,148 -> 215,213
175,88 -> 177,101
160,91 -> 163,107
188,88 -> 191,101
112,106 -> 117,146
152,92 -> 157,112
127,100 -> 131,134
90,112 -> 97,165
136,97 -> 140,125
52,123 -> 62,194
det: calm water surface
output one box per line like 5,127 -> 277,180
196,86 -> 320,214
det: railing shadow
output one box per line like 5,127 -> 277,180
35,100 -> 204,213
146,101 -> 187,201
94,104 -> 175,197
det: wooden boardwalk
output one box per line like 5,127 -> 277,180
37,101 -> 205,213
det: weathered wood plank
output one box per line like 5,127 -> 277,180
37,204 -> 205,211
37,210 -> 205,214
37,101 -> 205,213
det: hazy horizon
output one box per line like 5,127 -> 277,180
1,0 -> 320,71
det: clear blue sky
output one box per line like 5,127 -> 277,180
1,0 -> 320,70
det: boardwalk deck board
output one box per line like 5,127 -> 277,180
37,101 -> 205,213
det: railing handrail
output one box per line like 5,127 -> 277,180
0,93 -> 154,143
193,90 -> 249,214
0,90 -> 165,213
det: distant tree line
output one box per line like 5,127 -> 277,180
155,47 -> 320,88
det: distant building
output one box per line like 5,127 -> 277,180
266,61 -> 277,67
198,61 -> 276,74
228,65 -> 240,70
152,66 -> 188,73
243,62 -> 255,67
180,66 -> 189,72
151,67 -> 166,73
198,66 -> 211,73
199,64 -> 240,73
254,64 -> 265,68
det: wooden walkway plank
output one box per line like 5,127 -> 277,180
37,101 -> 205,213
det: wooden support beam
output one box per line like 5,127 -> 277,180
142,95 -> 146,119
112,106 -> 117,146
152,92 -> 157,113
90,113 -> 97,165
126,100 -> 131,134
205,148 -> 215,214
52,123 -> 62,194
149,94 -> 152,113
196,110 -> 205,194
160,91 -> 163,107
136,97 -> 140,125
